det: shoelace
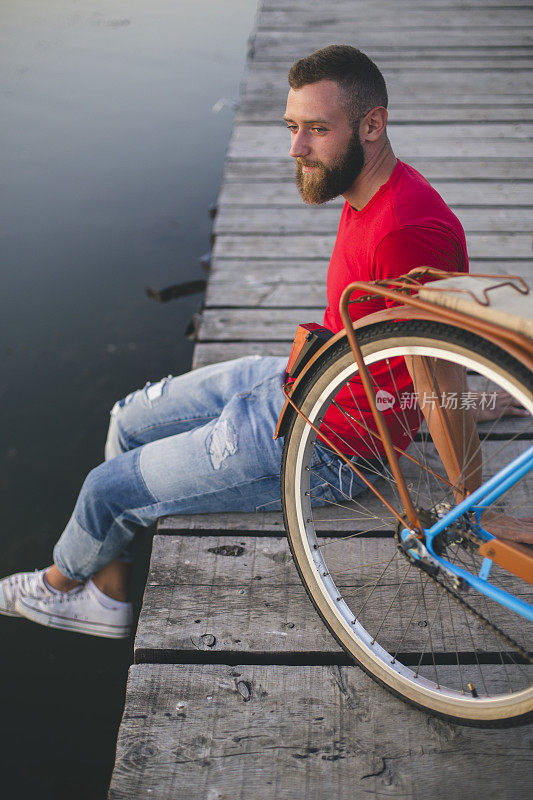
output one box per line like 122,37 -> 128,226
41,585 -> 87,604
10,569 -> 46,598
10,570 -> 85,604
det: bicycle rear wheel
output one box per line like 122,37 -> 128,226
281,320 -> 533,725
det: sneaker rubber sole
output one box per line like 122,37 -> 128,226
0,604 -> 20,618
15,597 -> 131,639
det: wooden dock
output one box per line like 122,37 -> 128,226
108,1 -> 533,797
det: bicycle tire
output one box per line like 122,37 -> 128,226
281,319 -> 533,725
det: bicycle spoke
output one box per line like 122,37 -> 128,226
307,492 -> 390,526
356,551 -> 400,618
283,322 -> 533,721
460,598 -> 489,697
446,591 -> 465,694
415,571 -> 442,687
370,562 -> 413,645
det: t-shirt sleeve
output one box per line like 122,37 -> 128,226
372,224 -> 467,288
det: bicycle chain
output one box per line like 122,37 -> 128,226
396,541 -> 533,665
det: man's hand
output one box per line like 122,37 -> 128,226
473,390 -> 529,423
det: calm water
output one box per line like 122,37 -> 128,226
1,1 -> 257,796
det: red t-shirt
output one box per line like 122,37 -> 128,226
319,159 -> 469,459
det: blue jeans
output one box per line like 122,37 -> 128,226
53,356 -> 373,581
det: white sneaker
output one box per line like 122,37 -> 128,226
0,569 -> 51,617
15,579 -> 132,639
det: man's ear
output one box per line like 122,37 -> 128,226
360,107 -> 388,142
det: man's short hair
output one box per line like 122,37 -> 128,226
288,44 -> 388,127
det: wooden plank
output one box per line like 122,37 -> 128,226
257,26 -> 533,45
193,330 -> 533,367
258,7 -> 533,28
135,536 -> 532,660
217,180 -> 533,208
247,47 -> 533,69
158,511 -> 286,533
222,159 -> 533,181
196,321 -> 533,366
238,102 -> 533,123
197,307 -> 321,340
205,277 -> 532,309
146,533 -> 531,588
204,260 -> 532,308
205,276 -> 327,308
257,3 -> 533,27
193,342 -> 290,368
239,86 -> 533,105
244,66 -> 532,91
108,663 -> 533,800
212,233 -> 531,260
251,38 -> 533,60
136,578 -> 531,660
252,57 -> 533,71
257,23 -> 533,41
250,32 -> 533,81
214,206 -> 532,235
261,0 -> 533,10
228,123 -> 533,160
251,28 -> 533,48
251,38 -> 533,64
242,65 -> 533,97
135,579 -> 343,659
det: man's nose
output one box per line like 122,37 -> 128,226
289,130 -> 311,159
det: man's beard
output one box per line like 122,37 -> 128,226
295,132 -> 364,205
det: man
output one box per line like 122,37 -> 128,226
0,45 -> 510,638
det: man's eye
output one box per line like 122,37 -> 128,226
285,124 -> 297,132
313,127 -> 327,134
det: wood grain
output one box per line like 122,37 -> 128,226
212,232 -> 531,260
217,180 -> 533,208
108,663 -> 533,800
223,159 -> 533,181
135,536 -> 532,660
214,206 -> 532,235
205,260 -> 532,308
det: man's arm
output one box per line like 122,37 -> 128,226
404,355 -> 533,542
404,355 -> 481,502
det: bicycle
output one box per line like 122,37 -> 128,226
276,268 -> 533,726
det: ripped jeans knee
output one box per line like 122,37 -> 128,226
205,417 -> 239,470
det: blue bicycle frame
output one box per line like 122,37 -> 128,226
400,445 -> 533,623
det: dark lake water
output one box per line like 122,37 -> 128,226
1,1 -> 258,796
